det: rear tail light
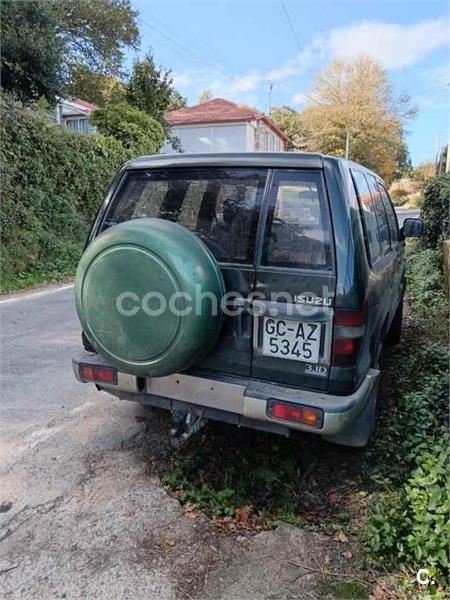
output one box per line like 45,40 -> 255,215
269,400 -> 323,428
79,363 -> 117,384
332,309 -> 365,367
334,309 -> 365,327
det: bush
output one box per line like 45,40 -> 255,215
0,97 -> 134,290
90,102 -> 165,154
406,248 -> 445,314
364,247 -> 449,584
420,174 -> 450,249
389,188 -> 409,206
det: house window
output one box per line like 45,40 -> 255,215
64,118 -> 89,134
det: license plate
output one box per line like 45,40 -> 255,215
262,317 -> 321,363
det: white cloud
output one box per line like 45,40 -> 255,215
173,72 -> 191,87
429,63 -> 450,85
316,17 -> 450,69
170,18 -> 449,111
172,51 -> 310,105
230,71 -> 262,93
291,92 -> 306,105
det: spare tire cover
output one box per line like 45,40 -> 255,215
75,218 -> 226,377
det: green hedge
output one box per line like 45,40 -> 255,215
420,173 -> 449,250
0,98 -> 136,290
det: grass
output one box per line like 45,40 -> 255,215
320,580 -> 369,599
0,266 -> 76,294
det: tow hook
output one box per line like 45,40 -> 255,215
169,409 -> 206,448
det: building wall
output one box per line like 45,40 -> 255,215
254,122 -> 285,151
162,121 -> 285,154
163,122 -> 250,153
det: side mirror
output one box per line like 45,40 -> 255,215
401,218 -> 424,239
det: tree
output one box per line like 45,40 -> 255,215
296,56 -> 416,182
66,65 -> 126,106
395,140 -> 414,179
167,90 -> 188,111
413,162 -> 436,183
198,89 -> 213,103
270,106 -> 307,151
0,1 -> 65,103
125,53 -> 183,123
90,103 -> 165,154
55,0 -> 139,76
1,0 -> 139,105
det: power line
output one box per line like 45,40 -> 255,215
279,0 -> 306,55
137,16 -> 219,71
279,0 -> 314,78
142,8 -> 225,72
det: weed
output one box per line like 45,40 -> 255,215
320,580 -> 369,599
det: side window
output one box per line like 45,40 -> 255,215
351,170 -> 382,263
379,184 -> 399,243
366,174 -> 391,255
262,171 -> 333,270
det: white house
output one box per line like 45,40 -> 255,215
54,97 -> 97,133
163,98 -> 288,153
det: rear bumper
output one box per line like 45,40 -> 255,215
73,350 -> 380,437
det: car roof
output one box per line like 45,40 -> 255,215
124,152 -> 382,181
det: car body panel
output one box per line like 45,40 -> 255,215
75,152 -> 410,441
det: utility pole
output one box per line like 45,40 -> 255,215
446,83 -> 450,173
446,137 -> 450,174
434,131 -> 441,175
345,129 -> 350,160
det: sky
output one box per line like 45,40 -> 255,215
130,0 -> 450,165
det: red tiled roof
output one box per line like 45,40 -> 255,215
165,98 -> 289,142
71,98 -> 98,112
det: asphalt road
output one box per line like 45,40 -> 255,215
0,285 -> 347,599
395,208 -> 420,228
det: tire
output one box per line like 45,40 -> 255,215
385,297 -> 403,346
75,218 -> 226,377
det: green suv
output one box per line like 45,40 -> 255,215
73,153 -> 423,447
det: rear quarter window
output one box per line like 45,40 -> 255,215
378,183 -> 400,243
351,170 -> 382,264
261,170 -> 333,271
366,174 -> 391,254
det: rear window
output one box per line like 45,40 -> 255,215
261,170 -> 333,271
103,167 -> 268,264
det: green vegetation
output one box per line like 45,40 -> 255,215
363,246 -> 449,585
1,0 -> 139,104
420,173 -> 450,250
0,1 -> 66,103
320,580 -> 369,599
90,102 -> 165,152
0,97 -> 147,291
161,434 -> 305,520
126,52 -> 187,121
